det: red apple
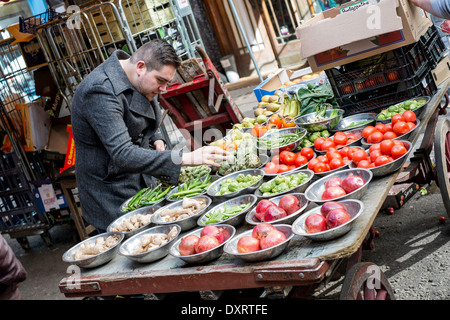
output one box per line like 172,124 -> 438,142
278,195 -> 300,215
195,235 -> 220,253
178,235 -> 200,256
252,222 -> 276,240
326,208 -> 351,229
321,186 -> 347,200
237,236 -> 261,253
259,229 -> 287,249
325,177 -> 343,189
200,225 -> 224,244
341,174 -> 365,194
219,227 -> 231,242
264,205 -> 288,222
255,200 -> 276,221
320,201 -> 347,219
305,213 -> 327,234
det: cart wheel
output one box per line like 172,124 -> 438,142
16,237 -> 30,250
340,262 -> 395,300
434,118 -> 450,217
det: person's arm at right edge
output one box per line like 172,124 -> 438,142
409,0 -> 450,19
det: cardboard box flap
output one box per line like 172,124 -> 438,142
297,0 -> 403,58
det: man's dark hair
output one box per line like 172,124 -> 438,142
130,39 -> 181,71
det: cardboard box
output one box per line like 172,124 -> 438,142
382,182 -> 420,210
296,0 -> 433,72
431,55 -> 450,86
16,101 -> 51,152
90,5 -> 117,24
253,67 -> 328,101
34,185 -> 68,213
46,123 -> 70,155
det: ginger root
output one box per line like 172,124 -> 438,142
74,235 -> 121,260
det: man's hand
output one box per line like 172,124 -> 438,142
153,140 -> 166,151
182,146 -> 230,167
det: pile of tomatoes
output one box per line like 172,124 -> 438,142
264,147 -> 315,174
362,110 -> 416,144
352,139 -> 408,168
251,114 -> 296,138
313,131 -> 360,152
307,146 -> 361,173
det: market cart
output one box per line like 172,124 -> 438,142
58,78 -> 449,300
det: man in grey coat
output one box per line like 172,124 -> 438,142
71,40 -> 228,232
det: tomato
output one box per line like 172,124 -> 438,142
280,151 -> 296,166
346,133 -> 358,140
288,165 -> 296,171
383,131 -> 398,140
363,126 -> 377,139
352,149 -> 368,164
294,155 -> 308,167
251,124 -> 267,137
381,123 -> 393,134
339,146 -> 350,158
320,140 -> 336,152
308,158 -> 319,170
278,164 -> 290,173
357,159 -> 371,169
317,155 -> 328,163
333,133 -> 348,146
391,114 -> 406,125
300,147 -> 314,160
375,155 -> 390,166
327,151 -> 342,162
406,121 -> 416,131
264,162 -> 279,174
313,162 -> 327,173
380,139 -> 395,156
281,116 -> 296,128
369,143 -> 381,153
314,137 -> 325,150
402,110 -> 416,123
391,144 -> 408,159
370,149 -> 382,163
347,147 -> 360,159
393,121 -> 408,136
271,155 -> 280,164
269,114 -> 283,129
329,157 -> 344,170
375,123 -> 385,132
367,131 -> 384,143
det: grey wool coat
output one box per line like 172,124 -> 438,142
71,50 -> 182,231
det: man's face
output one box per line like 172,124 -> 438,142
136,63 -> 176,101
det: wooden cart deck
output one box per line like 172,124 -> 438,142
59,80 -> 450,299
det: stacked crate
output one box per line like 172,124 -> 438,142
324,26 -> 440,116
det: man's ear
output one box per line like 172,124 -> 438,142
136,61 -> 146,77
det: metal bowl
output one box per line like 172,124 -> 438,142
107,206 -> 160,239
245,193 -> 309,226
292,199 -> 364,241
169,224 -> 236,264
151,195 -> 212,231
304,168 -> 373,205
62,232 -> 124,268
166,175 -> 218,202
294,109 -> 344,132
206,168 -> 265,202
361,119 -> 420,149
118,224 -> 181,263
349,140 -> 412,177
256,127 -> 307,154
223,224 -> 294,262
119,184 -> 167,213
331,113 -> 377,132
263,152 -> 316,179
197,194 -> 257,227
375,96 -> 430,124
314,129 -> 363,155
254,169 -> 314,199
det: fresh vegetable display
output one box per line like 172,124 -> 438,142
257,130 -> 305,150
254,195 -> 301,222
376,98 -> 427,120
313,131 -> 360,152
236,223 -> 287,253
216,173 -> 263,195
362,112 -> 416,144
258,172 -> 309,196
178,225 -> 231,256
321,174 -> 366,200
353,139 -> 408,168
178,165 -> 210,184
344,120 -> 374,129
307,147 -> 350,174
214,139 -> 261,176
304,201 -> 352,234
168,174 -> 212,201
296,84 -> 338,116
264,147 -> 314,174
202,203 -> 252,224
124,185 -> 171,212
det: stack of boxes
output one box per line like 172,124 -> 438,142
86,4 -> 124,45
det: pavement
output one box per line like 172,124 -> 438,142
4,84 -> 450,301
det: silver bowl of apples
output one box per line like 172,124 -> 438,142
223,224 -> 294,262
245,193 -> 309,226
292,199 -> 364,241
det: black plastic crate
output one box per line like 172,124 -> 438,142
325,41 -> 427,98
419,25 -> 446,69
337,65 -> 437,116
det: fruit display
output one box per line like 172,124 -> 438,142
236,223 -> 287,253
307,147 -> 351,174
304,201 -> 351,234
376,98 -> 427,120
301,129 -> 330,148
253,194 -> 300,222
250,114 -> 297,138
216,173 -> 263,195
353,139 -> 408,168
313,130 -> 360,152
213,139 -> 262,176
362,112 -> 416,144
258,172 -> 310,196
321,174 -> 366,200
178,225 -> 230,256
264,147 -> 314,175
